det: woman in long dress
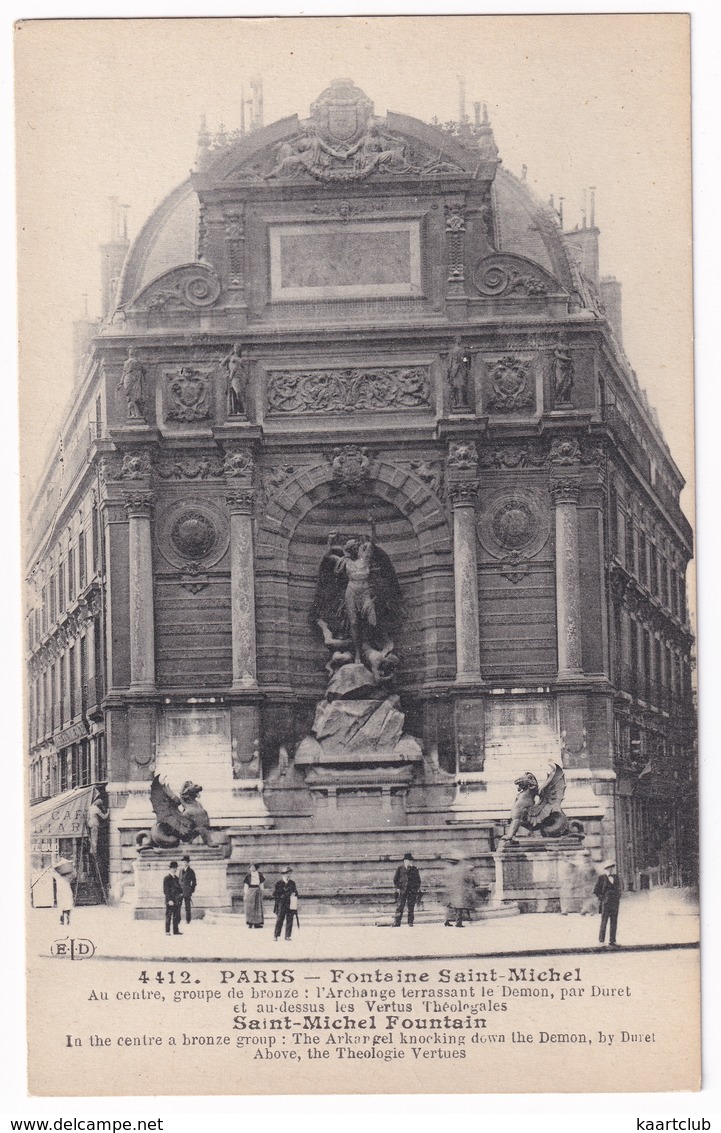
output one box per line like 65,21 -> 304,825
243,865 -> 265,928
443,853 -> 478,927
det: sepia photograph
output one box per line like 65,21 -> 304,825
14,12 -> 703,1100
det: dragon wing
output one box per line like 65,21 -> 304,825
310,548 -> 349,639
150,775 -> 182,823
368,544 -> 403,642
537,762 -> 567,812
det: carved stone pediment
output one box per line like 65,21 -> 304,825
473,254 -> 566,299
228,81 -> 468,185
126,263 -> 221,313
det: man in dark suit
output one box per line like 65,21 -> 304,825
179,854 -> 197,925
273,867 -> 299,940
393,852 -> 422,927
163,861 -> 183,935
594,860 -> 622,947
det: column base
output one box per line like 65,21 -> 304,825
454,672 -> 483,686
231,676 -> 258,692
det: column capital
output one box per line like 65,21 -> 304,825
123,489 -> 154,517
448,479 -> 480,506
551,477 -> 581,506
226,487 -> 255,515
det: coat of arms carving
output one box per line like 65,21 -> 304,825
260,78 -> 464,184
486,354 -> 535,412
164,366 -> 211,422
310,78 -> 374,147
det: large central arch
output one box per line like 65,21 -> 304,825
255,455 -> 454,692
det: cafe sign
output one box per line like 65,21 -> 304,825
29,785 -> 94,839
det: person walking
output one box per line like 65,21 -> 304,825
559,857 -> 577,915
243,864 -> 265,929
443,852 -> 477,927
594,860 -> 622,947
163,861 -> 183,936
273,867 -> 299,940
53,858 -> 76,926
576,850 -> 600,915
179,854 -> 197,925
393,852 -> 422,927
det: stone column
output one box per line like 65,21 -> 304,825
228,489 -> 257,689
124,490 -> 156,691
224,448 -> 257,690
447,442 -> 482,683
553,479 -> 583,678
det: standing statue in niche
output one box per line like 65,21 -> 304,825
553,334 -> 575,405
221,343 -> 250,417
117,346 -> 146,419
312,516 -> 402,676
447,336 -> 472,411
295,515 -> 422,768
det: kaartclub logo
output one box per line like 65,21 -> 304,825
50,937 -> 96,960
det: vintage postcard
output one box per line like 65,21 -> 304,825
16,14 -> 699,1097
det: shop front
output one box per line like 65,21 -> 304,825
29,783 -> 108,906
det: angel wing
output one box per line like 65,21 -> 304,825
310,548 -> 349,639
537,762 -> 566,812
368,544 -> 403,643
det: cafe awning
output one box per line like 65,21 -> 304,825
29,785 -> 95,839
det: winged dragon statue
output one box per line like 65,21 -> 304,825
502,761 -> 572,842
136,775 -> 213,849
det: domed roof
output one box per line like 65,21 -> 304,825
115,88 -> 579,312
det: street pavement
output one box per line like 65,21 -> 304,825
29,887 -> 700,962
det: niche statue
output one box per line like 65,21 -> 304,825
312,515 -> 402,678
296,516 -> 421,766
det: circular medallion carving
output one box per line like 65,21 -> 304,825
171,511 -> 216,560
491,498 -> 538,550
157,498 -> 230,569
477,489 -> 550,561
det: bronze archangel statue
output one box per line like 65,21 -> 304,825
311,516 -> 402,681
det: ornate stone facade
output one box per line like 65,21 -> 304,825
25,78 -> 695,911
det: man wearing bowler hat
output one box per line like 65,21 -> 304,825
393,852 -> 422,927
163,861 -> 183,936
273,867 -> 299,940
179,854 -> 197,925
594,860 -> 622,947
